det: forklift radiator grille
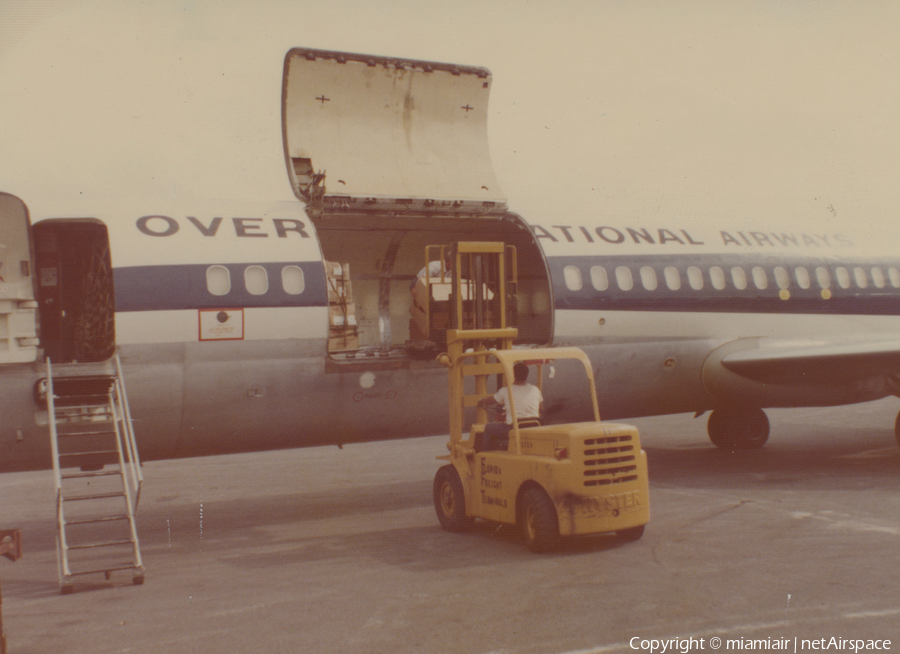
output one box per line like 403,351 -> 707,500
581,434 -> 639,486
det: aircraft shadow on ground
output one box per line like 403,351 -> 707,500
644,425 -> 900,492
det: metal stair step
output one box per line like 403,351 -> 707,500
59,449 -> 119,457
54,412 -> 112,418
61,470 -> 122,480
65,514 -> 131,526
63,491 -> 126,502
53,398 -> 114,409
56,429 -> 117,438
66,564 -> 142,577
68,540 -> 135,551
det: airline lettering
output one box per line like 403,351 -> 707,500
136,215 -> 311,239
531,224 -> 853,248
532,225 -> 704,246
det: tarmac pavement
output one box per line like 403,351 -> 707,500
1,399 -> 899,654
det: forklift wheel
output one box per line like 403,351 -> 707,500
520,487 -> 559,553
433,465 -> 474,532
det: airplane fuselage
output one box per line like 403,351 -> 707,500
2,195 -> 900,472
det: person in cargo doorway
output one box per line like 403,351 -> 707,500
409,250 -> 452,292
409,250 -> 452,340
477,363 -> 543,451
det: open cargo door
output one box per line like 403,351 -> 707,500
0,193 -> 39,364
282,49 -> 553,361
282,47 -> 507,211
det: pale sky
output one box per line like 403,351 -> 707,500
2,0 -> 900,236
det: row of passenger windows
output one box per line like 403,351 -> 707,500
206,265 -> 306,296
563,264 -> 900,293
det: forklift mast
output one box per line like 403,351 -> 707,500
435,242 -> 518,448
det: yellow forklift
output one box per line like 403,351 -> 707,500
428,242 -> 650,551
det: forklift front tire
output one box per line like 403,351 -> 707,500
433,465 -> 474,532
520,487 -> 559,553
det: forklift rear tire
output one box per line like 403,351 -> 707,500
520,487 -> 559,553
433,465 -> 474,532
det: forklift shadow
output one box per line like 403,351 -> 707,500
213,518 -> 642,574
405,520 -> 643,569
459,520 -> 642,556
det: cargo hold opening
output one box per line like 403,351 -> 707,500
313,212 -> 552,365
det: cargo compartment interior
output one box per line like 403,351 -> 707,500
311,211 -> 552,365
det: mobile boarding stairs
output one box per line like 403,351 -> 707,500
46,354 -> 144,593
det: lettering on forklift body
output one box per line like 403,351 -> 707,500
480,460 -> 506,507
480,477 -> 502,490
480,491 -> 508,508
565,490 -> 642,518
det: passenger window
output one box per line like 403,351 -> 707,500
816,267 -> 831,289
794,267 -> 811,290
664,266 -> 681,291
245,266 -> 268,295
871,267 -> 885,289
752,267 -> 768,290
835,267 -> 851,289
590,266 -> 608,291
890,267 -> 900,288
853,267 -> 868,289
640,266 -> 657,291
731,267 -> 747,290
563,266 -> 582,291
616,266 -> 633,291
709,267 -> 726,290
687,266 -> 703,290
282,265 -> 305,295
774,267 -> 790,290
207,265 -> 231,296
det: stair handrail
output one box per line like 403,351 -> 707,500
107,386 -> 145,577
45,358 -> 62,491
45,358 -> 73,584
114,353 -> 143,513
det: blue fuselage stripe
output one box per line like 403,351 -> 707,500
549,254 -> 900,316
113,262 -> 328,312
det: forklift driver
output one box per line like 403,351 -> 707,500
476,362 -> 543,451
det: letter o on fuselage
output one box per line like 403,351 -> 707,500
137,215 -> 180,237
596,226 -> 626,244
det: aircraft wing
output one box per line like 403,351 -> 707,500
719,337 -> 900,385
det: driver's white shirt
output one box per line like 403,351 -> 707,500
493,383 -> 542,425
